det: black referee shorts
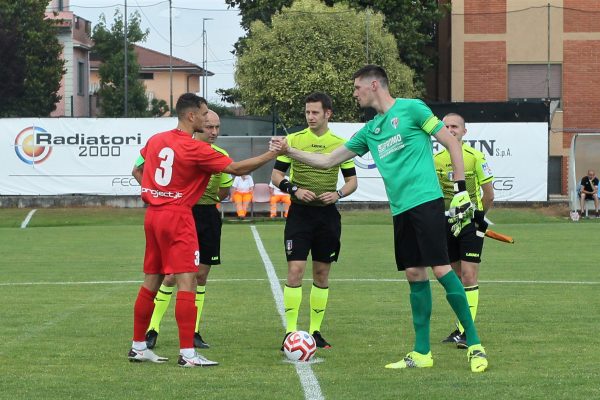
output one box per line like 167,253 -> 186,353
445,217 -> 484,263
392,198 -> 450,270
284,203 -> 341,263
191,204 -> 223,266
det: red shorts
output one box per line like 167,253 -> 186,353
143,205 -> 200,275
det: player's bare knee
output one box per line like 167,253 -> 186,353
162,274 -> 176,286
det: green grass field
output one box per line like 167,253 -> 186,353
0,207 -> 598,400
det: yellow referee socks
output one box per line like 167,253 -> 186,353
309,284 -> 329,334
458,285 -> 479,333
195,285 -> 206,333
147,284 -> 173,333
284,285 -> 302,333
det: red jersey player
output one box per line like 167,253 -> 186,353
128,93 -> 284,367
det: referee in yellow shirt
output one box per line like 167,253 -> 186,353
434,113 -> 494,348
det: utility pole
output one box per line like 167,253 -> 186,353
124,0 -> 128,117
169,0 -> 173,113
202,18 -> 213,100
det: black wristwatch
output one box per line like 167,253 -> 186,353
290,185 -> 299,196
336,189 -> 344,199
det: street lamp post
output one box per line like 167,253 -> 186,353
202,18 -> 213,100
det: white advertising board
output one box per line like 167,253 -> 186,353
1,119 -> 547,201
330,122 -> 548,202
2,118 -> 176,195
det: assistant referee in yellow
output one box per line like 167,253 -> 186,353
435,113 -> 494,348
272,92 -> 357,350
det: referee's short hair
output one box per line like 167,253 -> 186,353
352,64 -> 389,89
443,112 -> 466,127
176,93 -> 208,120
305,92 -> 333,112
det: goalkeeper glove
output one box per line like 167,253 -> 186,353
448,214 -> 471,237
473,209 -> 488,238
449,180 -> 473,219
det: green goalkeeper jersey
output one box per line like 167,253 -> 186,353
345,98 -> 444,215
277,127 -> 355,206
134,144 -> 232,205
434,143 -> 493,211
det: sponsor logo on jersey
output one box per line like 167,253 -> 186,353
141,187 -> 183,199
377,134 -> 404,159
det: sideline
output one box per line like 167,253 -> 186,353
20,209 -> 37,228
250,225 -> 324,400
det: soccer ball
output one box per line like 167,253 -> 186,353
283,331 -> 316,362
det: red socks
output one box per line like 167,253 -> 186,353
175,290 -> 197,349
133,286 -> 156,342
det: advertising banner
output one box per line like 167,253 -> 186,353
1,119 -> 547,201
3,118 -> 175,195
330,122 -> 548,202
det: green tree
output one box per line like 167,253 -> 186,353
148,98 -> 169,117
345,0 -> 448,93
235,0 -> 416,125
92,10 -> 149,117
0,0 -> 65,117
225,0 -> 448,94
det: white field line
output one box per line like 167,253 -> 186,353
250,225 -> 324,400
20,209 -> 37,228
2,278 -> 599,287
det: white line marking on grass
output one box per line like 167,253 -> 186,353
250,225 -> 324,400
20,209 -> 37,228
2,278 -> 600,287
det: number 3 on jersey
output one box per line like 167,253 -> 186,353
155,147 -> 175,185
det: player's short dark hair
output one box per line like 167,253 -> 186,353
305,92 -> 333,112
175,93 -> 207,119
352,64 -> 389,89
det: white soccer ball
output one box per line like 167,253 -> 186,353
283,331 -> 317,362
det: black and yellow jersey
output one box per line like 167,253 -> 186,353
275,128 -> 355,206
196,144 -> 233,205
434,143 -> 493,210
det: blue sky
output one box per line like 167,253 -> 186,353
69,0 -> 244,104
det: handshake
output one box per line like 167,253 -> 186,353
269,137 -> 288,154
447,181 -> 487,237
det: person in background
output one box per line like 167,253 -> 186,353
579,169 -> 599,218
269,176 -> 291,218
435,113 -> 494,348
232,174 -> 254,219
